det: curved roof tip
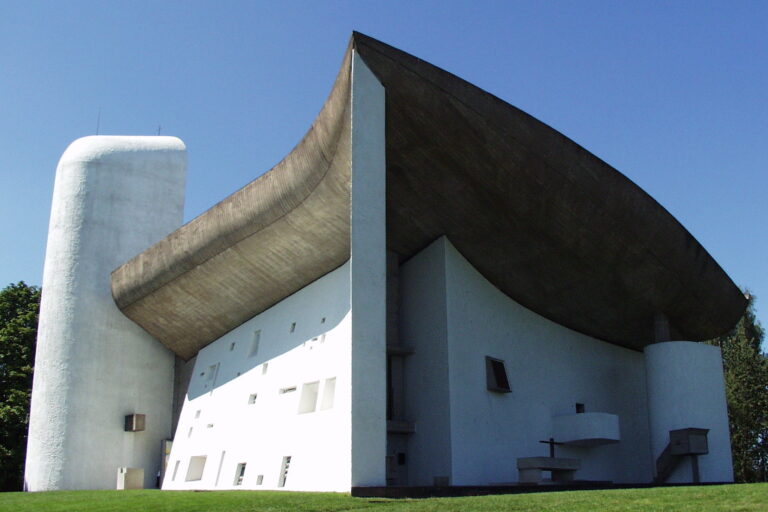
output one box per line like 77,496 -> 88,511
112,33 -> 745,359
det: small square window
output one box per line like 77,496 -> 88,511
485,356 -> 511,393
248,393 -> 258,404
576,403 -> 585,413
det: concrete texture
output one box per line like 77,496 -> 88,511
111,33 -> 744,359
26,136 -> 186,490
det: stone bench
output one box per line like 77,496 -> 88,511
517,457 -> 581,484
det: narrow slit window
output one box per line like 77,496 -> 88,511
279,386 -> 297,394
262,363 -> 268,375
256,474 -> 264,485
298,381 -> 319,414
172,460 -> 180,481
233,463 -> 247,486
249,330 -> 261,358
207,364 -> 217,382
278,456 -> 291,487
290,322 -> 296,333
229,342 -> 236,351
194,410 -> 201,419
320,377 -> 336,410
485,356 -> 511,393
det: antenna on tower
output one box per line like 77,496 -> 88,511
96,108 -> 101,135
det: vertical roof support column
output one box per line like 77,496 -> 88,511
349,50 -> 387,487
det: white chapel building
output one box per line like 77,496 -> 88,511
25,33 -> 745,493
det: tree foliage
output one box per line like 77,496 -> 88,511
708,293 -> 768,482
0,282 -> 40,491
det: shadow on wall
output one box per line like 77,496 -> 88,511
185,265 -> 351,401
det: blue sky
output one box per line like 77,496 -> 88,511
1,1 -> 765,336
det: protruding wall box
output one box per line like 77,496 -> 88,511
124,414 -> 146,432
670,428 -> 709,456
553,412 -> 620,447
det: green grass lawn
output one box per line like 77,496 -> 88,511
1,484 -> 766,512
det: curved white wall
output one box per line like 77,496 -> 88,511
26,136 -> 186,490
401,237 -> 653,485
645,341 -> 733,483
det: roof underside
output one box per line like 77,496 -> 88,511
112,33 -> 745,360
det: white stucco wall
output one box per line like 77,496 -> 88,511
400,237 -> 654,485
26,136 -> 186,490
645,341 -> 733,483
163,262 -> 352,492
349,50 -> 387,487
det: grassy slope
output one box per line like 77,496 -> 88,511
0,484 -> 766,512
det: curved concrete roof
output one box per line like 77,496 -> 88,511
112,32 -> 745,360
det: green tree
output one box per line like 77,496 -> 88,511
708,293 -> 768,482
0,282 -> 40,491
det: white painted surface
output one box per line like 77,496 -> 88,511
400,237 -> 653,485
553,413 -> 621,447
163,262 -> 352,492
349,51 -> 387,487
645,341 -> 733,483
25,136 -> 186,491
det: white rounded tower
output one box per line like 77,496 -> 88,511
645,341 -> 734,483
25,136 -> 187,490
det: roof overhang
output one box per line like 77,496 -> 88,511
112,33 -> 745,359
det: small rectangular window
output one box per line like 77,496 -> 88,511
485,356 -> 511,393
262,363 -> 268,375
290,322 -> 296,333
278,456 -> 291,487
233,463 -> 246,486
172,460 -> 180,481
298,381 -> 320,414
248,393 -> 258,404
229,342 -> 236,351
185,456 -> 207,481
256,474 -> 264,485
194,410 -> 201,419
320,377 -> 336,410
249,330 -> 261,358
279,386 -> 297,394
576,403 -> 585,413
